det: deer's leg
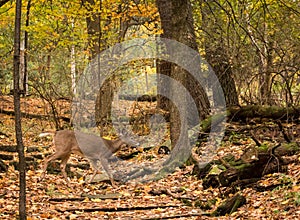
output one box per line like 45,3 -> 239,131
60,154 -> 71,184
101,158 -> 117,188
86,159 -> 99,183
88,169 -> 98,184
40,152 -> 62,181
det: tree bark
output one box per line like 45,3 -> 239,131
154,2 -> 211,180
201,1 -> 239,107
204,46 -> 239,107
82,0 -> 115,129
82,0 -> 100,58
13,0 -> 26,218
21,0 -> 30,96
156,0 -> 172,111
156,0 -> 210,132
194,143 -> 299,189
226,105 -> 300,121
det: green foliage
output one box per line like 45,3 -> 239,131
0,0 -> 160,96
0,2 -> 15,92
116,59 -> 157,96
2,0 -> 298,106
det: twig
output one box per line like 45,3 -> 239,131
249,130 -> 261,146
275,120 -> 291,143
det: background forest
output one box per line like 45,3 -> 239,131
0,0 -> 300,219
0,0 -> 299,107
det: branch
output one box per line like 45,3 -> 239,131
56,204 -> 180,213
275,120 -> 291,143
0,0 -> 10,8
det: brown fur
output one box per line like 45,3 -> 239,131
40,130 -> 138,187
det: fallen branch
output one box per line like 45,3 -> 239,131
211,193 -> 246,217
0,109 -> 70,122
227,105 -> 300,121
49,193 -> 122,202
56,204 -> 180,213
149,188 -> 195,201
141,213 -> 203,220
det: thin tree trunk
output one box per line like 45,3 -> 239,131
13,0 -> 26,218
71,44 -> 76,95
71,19 -> 76,95
82,0 -> 100,58
245,10 -> 273,105
20,40 -> 25,92
258,40 -> 273,105
23,0 -> 30,95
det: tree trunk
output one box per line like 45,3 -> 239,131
258,41 -> 273,105
156,0 -> 210,151
156,0 -> 210,128
204,46 -> 239,107
82,0 -> 115,129
70,44 -> 76,95
245,11 -> 274,105
22,0 -> 30,96
13,0 -> 26,218
200,2 -> 239,107
20,40 -> 25,92
82,0 -> 100,59
156,0 -> 172,111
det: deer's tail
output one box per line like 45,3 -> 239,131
39,131 -> 56,138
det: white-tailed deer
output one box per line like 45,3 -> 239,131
40,130 -> 139,187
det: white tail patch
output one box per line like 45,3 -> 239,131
38,132 -> 54,138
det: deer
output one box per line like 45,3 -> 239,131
39,129 -> 139,187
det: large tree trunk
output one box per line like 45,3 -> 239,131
156,1 -> 172,112
156,0 -> 210,128
156,0 -> 210,151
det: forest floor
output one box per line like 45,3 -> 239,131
0,95 -> 300,219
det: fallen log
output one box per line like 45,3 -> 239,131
193,143 -> 300,189
211,194 -> 246,217
227,105 -> 300,121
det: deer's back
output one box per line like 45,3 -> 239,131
54,130 -> 83,156
73,131 -> 114,159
